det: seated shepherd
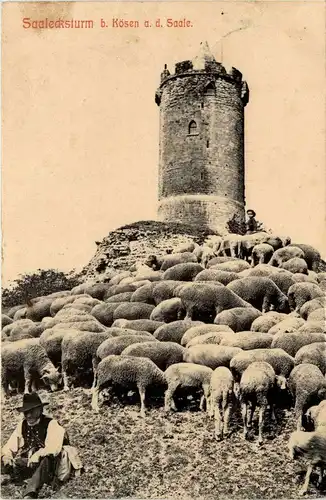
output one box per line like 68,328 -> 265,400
1,392 -> 83,498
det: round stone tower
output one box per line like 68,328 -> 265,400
155,42 -> 249,234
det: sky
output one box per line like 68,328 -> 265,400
2,1 -> 326,285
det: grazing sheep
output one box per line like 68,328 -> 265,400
2,319 -> 44,341
162,263 -> 204,282
220,331 -> 274,350
71,283 -> 111,300
111,319 -> 164,334
268,317 -> 306,335
299,297 -> 325,320
280,258 -> 308,275
173,240 -> 197,254
105,327 -> 153,338
39,328 -> 82,367
268,271 -> 296,295
184,345 -> 242,370
307,309 -> 325,323
153,320 -> 203,343
92,355 -> 166,417
306,400 -> 326,430
104,283 -> 138,299
61,296 -> 101,314
50,294 -> 90,316
96,335 -> 158,362
159,252 -> 198,271
291,273 -> 318,285
112,302 -> 155,321
177,282 -> 251,323
209,367 -> 235,440
1,338 -> 61,396
1,315 -> 13,328
288,243 -> 321,272
227,277 -> 289,313
164,363 -> 213,413
49,308 -> 108,333
251,244 -> 275,267
230,348 -> 295,382
211,260 -> 251,274
269,246 -> 305,267
271,331 -> 326,357
214,307 -> 262,332
240,362 -> 286,445
7,305 -> 27,319
200,246 -> 217,268
288,282 -> 324,313
25,297 -> 54,322
194,269 -> 240,285
288,363 -> 326,431
206,257 -> 240,268
298,322 -> 325,334
61,331 -> 114,390
106,292 -> 134,303
91,302 -> 127,327
122,341 -> 185,371
130,284 -> 156,305
250,312 -> 288,333
13,308 -> 27,320
288,430 -> 326,495
152,281 -> 187,305
109,271 -> 133,285
150,298 -> 185,323
181,324 -> 234,347
295,343 -> 326,375
186,331 -> 235,348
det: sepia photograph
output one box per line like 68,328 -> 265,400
1,1 -> 326,499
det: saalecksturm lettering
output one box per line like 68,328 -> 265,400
22,18 -> 94,29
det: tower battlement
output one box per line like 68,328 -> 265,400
155,42 -> 249,235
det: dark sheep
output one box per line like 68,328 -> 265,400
220,331 -> 274,350
269,246 -> 305,267
153,320 -> 203,343
162,263 -> 205,282
91,355 -> 166,417
295,343 -> 326,375
159,252 -> 198,271
25,298 -> 54,322
112,302 -> 155,321
288,282 -> 324,313
152,281 -> 187,305
281,258 -> 309,275
111,319 -> 164,334
288,363 -> 326,431
194,269 -> 240,286
2,315 -> 13,328
150,298 -> 185,323
227,277 -> 289,313
91,302 -> 128,327
71,283 -> 111,301
106,292 -> 134,303
230,348 -> 295,382
271,331 -> 326,357
214,307 -> 262,333
251,243 -> 275,267
184,345 -> 242,370
181,324 -> 234,347
250,312 -> 288,333
122,341 -> 185,371
130,283 -> 156,305
288,243 -> 321,271
61,331 -> 115,390
177,282 -> 252,323
1,338 -> 61,396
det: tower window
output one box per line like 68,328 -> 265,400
207,140 -> 209,148
188,120 -> 197,135
204,82 -> 215,96
200,172 -> 204,180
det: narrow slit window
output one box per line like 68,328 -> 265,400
207,140 -> 209,148
200,172 -> 204,180
189,120 -> 197,135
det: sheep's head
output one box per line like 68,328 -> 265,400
275,375 -> 287,390
144,254 -> 158,270
305,405 -> 318,428
41,367 -> 62,392
278,296 -> 290,314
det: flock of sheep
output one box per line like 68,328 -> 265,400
1,230 -> 326,496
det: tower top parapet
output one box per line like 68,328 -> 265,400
156,41 -> 248,106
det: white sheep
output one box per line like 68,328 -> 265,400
164,363 -> 213,413
209,367 -> 235,440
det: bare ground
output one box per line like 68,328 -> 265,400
1,388 -> 325,500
